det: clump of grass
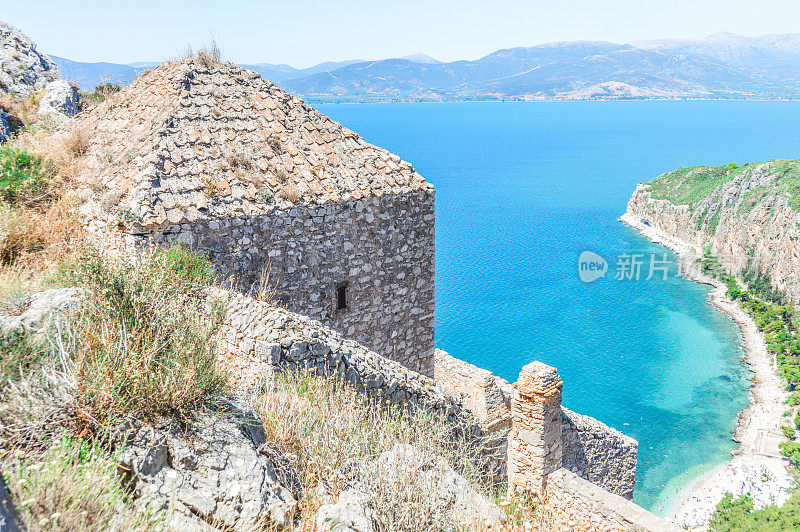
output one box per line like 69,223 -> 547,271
59,249 -> 228,427
0,146 -> 53,206
153,245 -> 216,285
279,185 -> 300,203
226,151 -> 254,171
256,371 -> 503,530
0,331 -> 48,384
267,135 -> 282,153
3,435 -> 151,531
64,129 -> 90,159
194,36 -> 222,68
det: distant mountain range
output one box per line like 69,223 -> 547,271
53,33 -> 800,101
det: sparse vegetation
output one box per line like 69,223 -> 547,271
57,251 -> 227,427
280,185 -> 300,203
2,436 -> 152,531
0,146 -> 53,205
257,370 -> 506,530
267,134 -> 282,153
226,151 -> 254,171
256,186 -> 274,204
64,129 -> 90,158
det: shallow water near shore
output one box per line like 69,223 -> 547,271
317,101 -> 800,513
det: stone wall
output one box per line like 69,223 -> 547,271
433,349 -> 513,432
142,190 -> 436,376
561,408 -> 638,500
434,350 -> 638,499
218,289 -> 461,420
537,469 -> 679,532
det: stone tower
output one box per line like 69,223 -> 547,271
70,59 -> 436,375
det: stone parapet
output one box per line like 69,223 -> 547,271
434,351 -> 638,499
433,349 -> 513,432
537,469 -> 680,532
561,408 -> 638,499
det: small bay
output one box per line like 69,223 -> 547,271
317,100 -> 800,513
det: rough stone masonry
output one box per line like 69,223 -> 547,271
68,59 -> 436,375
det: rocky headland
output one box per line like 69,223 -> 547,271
624,160 -> 800,527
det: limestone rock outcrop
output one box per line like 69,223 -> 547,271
118,398 -> 298,530
0,287 -> 86,336
0,20 -> 59,96
38,80 -> 79,118
0,108 -> 9,143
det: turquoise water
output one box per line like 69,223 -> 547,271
317,101 -> 800,513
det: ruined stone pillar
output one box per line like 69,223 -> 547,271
507,361 -> 563,498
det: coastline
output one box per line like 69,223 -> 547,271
619,212 -> 793,528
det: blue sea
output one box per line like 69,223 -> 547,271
317,101 -> 800,513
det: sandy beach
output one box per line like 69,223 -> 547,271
619,212 -> 793,528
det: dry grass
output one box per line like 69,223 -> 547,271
0,91 -> 44,130
64,129 -> 90,158
2,437 -> 151,531
279,185 -> 300,203
256,371 -> 504,531
226,151 -> 254,171
0,204 -> 41,264
0,196 -> 84,271
274,167 -> 289,183
58,251 -> 228,428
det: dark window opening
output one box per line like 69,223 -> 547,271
336,284 -> 348,311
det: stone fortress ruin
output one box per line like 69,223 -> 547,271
69,58 -> 679,529
74,60 -> 435,375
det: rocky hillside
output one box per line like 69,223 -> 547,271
0,21 -> 59,95
626,160 -> 800,302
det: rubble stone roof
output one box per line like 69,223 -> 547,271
74,59 -> 431,232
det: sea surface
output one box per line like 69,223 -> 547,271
317,101 -> 800,513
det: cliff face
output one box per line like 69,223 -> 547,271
626,160 -> 800,302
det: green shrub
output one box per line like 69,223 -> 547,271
787,393 -> 800,406
782,424 -> 796,439
0,146 -> 52,206
710,490 -> 800,531
61,251 -> 227,426
726,278 -> 742,300
727,163 -> 739,170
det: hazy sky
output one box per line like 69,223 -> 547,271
5,0 -> 800,67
